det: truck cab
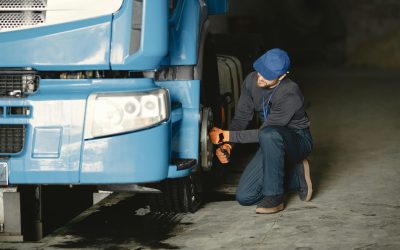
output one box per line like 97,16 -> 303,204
0,0 -> 228,240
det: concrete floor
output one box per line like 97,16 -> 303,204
1,69 -> 400,249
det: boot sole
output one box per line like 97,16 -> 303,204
303,159 -> 313,202
255,203 -> 284,214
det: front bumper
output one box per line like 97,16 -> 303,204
1,78 -> 171,184
80,122 -> 170,184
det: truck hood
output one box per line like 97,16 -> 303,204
0,0 -> 124,70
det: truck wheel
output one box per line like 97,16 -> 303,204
147,33 -> 217,213
200,106 -> 214,171
147,171 -> 203,213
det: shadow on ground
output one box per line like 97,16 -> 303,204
48,195 -> 185,249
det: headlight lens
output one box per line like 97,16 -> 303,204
85,89 -> 169,139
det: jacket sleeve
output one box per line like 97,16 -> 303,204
229,129 -> 259,143
228,73 -> 260,143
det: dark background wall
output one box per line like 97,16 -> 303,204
209,0 -> 400,73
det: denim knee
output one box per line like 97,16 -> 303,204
258,126 -> 283,144
236,191 -> 255,206
236,186 -> 263,206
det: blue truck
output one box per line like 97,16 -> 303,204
0,0 -> 228,239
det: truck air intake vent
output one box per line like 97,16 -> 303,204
0,71 -> 39,97
0,0 -> 47,9
0,12 -> 45,30
0,125 -> 25,154
129,0 -> 143,54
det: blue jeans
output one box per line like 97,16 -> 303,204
236,126 -> 313,206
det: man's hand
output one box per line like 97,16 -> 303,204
216,144 -> 232,164
209,127 -> 230,144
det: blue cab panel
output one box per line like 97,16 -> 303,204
166,0 -> 223,66
0,16 -> 112,71
110,0 -> 169,70
167,0 -> 202,66
156,80 -> 200,178
4,78 -> 172,184
205,0 -> 229,15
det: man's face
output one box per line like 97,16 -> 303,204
257,73 -> 279,88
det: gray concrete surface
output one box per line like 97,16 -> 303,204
1,69 -> 400,249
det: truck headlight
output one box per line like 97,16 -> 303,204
84,89 -> 170,139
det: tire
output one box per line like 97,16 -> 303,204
147,170 -> 203,213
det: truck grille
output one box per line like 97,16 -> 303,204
0,72 -> 39,97
0,12 -> 45,30
0,0 -> 46,9
0,0 -> 47,31
0,125 -> 25,154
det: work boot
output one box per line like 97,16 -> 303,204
297,159 -> 313,201
255,195 -> 284,214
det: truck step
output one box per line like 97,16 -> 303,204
172,158 -> 197,170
